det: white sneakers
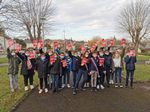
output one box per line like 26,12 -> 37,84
109,80 -> 114,84
30,85 -> 34,90
25,85 -> 34,91
100,85 -> 105,90
45,88 -> 48,93
39,89 -> 43,94
39,88 -> 49,94
24,86 -> 29,91
62,84 -> 65,88
67,84 -> 71,88
97,85 -> 100,89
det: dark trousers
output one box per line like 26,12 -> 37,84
75,69 -> 88,89
51,74 -> 59,91
98,70 -> 105,85
115,67 -> 122,84
126,70 -> 134,87
23,74 -> 33,86
39,77 -> 48,89
72,71 -> 78,88
105,68 -> 111,86
62,69 -> 70,85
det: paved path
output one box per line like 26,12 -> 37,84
13,83 -> 150,112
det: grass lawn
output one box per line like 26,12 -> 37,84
123,64 -> 150,81
0,57 -> 8,64
137,55 -> 150,61
0,66 -> 38,112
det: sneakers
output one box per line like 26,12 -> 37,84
73,90 -> 77,95
30,85 -> 34,90
115,85 -> 119,88
25,86 -> 29,91
67,84 -> 71,88
62,84 -> 65,88
100,85 -> 105,90
11,89 -> 15,92
120,85 -> 123,88
110,80 -> 114,85
39,89 -> 43,94
97,85 -> 100,89
45,88 -> 48,93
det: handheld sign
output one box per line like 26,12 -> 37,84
33,39 -> 38,47
28,51 -> 36,59
50,55 -> 55,64
120,39 -> 126,45
99,58 -> 105,66
109,39 -> 115,46
53,41 -> 59,49
61,60 -> 67,67
15,44 -> 22,52
81,58 -> 88,66
7,39 -> 14,47
102,39 -> 107,47
39,40 -> 43,48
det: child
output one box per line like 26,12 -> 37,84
124,48 -> 137,88
104,48 -> 113,87
113,48 -> 125,88
35,49 -> 49,94
17,49 -> 35,91
68,50 -> 80,88
89,51 -> 99,91
7,48 -> 21,92
73,51 -> 89,95
98,48 -> 105,90
50,52 -> 62,93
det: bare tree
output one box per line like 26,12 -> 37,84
4,0 -> 54,41
118,0 -> 150,53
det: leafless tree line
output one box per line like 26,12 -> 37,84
118,0 -> 150,53
0,0 -> 54,41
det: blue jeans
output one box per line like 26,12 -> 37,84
126,70 -> 134,87
72,71 -> 78,88
75,69 -> 88,89
62,69 -> 70,85
114,67 -> 122,85
51,74 -> 59,91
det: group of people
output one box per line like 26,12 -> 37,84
7,43 -> 137,95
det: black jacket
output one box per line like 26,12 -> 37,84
50,58 -> 62,75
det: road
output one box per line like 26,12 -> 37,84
12,83 -> 150,112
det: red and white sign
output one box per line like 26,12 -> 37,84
39,40 -> 43,48
15,44 -> 22,52
129,50 -> 136,57
102,39 -> 107,47
81,46 -> 86,53
109,39 -> 115,46
33,39 -> 38,47
50,55 -> 55,64
7,39 -> 14,47
53,41 -> 59,49
28,51 -> 36,59
81,58 -> 88,66
99,58 -> 105,66
120,39 -> 126,45
61,60 -> 67,67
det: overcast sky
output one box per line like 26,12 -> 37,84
48,0 -> 132,41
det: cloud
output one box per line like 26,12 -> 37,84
49,0 -> 128,40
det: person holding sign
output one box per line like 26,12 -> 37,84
124,48 -> 137,88
35,49 -> 49,94
7,48 -> 21,92
97,48 -> 105,90
89,51 -> 99,91
73,51 -> 89,95
50,52 -> 62,93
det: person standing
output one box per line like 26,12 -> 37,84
7,48 -> 21,92
125,48 -> 137,88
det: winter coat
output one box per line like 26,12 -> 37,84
7,51 -> 21,75
35,56 -> 49,78
124,55 -> 137,71
50,58 -> 62,75
104,53 -> 113,69
89,57 -> 99,72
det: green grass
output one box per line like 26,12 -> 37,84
123,64 -> 150,81
0,57 -> 8,64
137,55 -> 150,61
0,66 -> 38,112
